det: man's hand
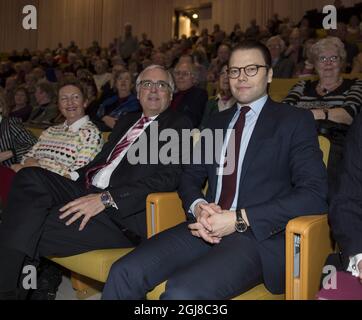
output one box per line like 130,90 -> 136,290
188,222 -> 221,244
59,194 -> 105,231
10,164 -> 24,172
195,202 -> 221,232
188,202 -> 222,244
208,210 -> 237,238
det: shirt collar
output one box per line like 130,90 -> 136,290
141,113 -> 158,121
236,95 -> 268,117
63,115 -> 89,132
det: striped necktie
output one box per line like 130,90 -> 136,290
85,116 -> 151,189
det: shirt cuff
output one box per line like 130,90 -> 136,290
347,253 -> 362,277
69,171 -> 79,181
189,198 -> 208,218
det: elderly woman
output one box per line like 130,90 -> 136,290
266,35 -> 295,78
11,78 -> 103,178
200,63 -> 236,129
283,36 -> 362,192
9,86 -> 32,122
95,69 -> 140,131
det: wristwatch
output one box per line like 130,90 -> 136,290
100,191 -> 115,209
235,209 -> 248,233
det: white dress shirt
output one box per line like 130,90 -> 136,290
190,95 -> 268,216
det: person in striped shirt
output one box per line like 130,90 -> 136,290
283,37 -> 362,193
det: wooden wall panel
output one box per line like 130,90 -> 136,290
0,0 -> 38,52
0,0 -> 361,53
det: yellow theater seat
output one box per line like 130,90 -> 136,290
50,136 -> 331,300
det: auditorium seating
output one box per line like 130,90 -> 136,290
49,136 -> 331,300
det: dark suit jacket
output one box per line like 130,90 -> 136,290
174,86 -> 208,128
329,112 -> 362,269
77,108 -> 193,238
178,98 -> 328,294
272,57 -> 295,78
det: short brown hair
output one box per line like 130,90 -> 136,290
58,76 -> 88,100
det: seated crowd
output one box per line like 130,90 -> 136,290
0,9 -> 361,300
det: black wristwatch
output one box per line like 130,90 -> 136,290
235,209 -> 248,233
100,191 -> 115,209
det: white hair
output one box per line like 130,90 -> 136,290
136,65 -> 175,93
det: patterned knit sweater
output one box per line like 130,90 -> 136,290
22,117 -> 103,177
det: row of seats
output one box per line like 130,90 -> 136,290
45,135 -> 333,300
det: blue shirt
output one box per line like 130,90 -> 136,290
190,94 -> 268,215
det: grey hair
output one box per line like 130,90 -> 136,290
136,64 -> 175,93
266,35 -> 286,52
309,36 -> 347,65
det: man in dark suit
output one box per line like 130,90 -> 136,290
102,42 -> 328,299
0,65 -> 192,299
170,61 -> 208,128
328,112 -> 362,283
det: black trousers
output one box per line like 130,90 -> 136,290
102,222 -> 264,300
0,167 -> 134,292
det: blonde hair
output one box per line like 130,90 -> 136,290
309,36 -> 347,65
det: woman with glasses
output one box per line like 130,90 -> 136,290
200,63 -> 236,129
283,37 -> 362,193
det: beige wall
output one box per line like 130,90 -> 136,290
0,0 -> 361,52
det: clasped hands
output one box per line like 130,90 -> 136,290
188,202 -> 236,244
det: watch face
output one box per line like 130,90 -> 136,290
101,192 -> 111,207
235,220 -> 248,233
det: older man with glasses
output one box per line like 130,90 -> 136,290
0,65 -> 193,300
170,61 -> 208,128
102,41 -> 328,300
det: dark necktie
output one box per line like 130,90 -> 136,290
218,106 -> 250,210
85,116 -> 150,189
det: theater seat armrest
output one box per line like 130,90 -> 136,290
146,192 -> 186,238
285,214 -> 334,300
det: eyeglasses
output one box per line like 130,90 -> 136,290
317,56 -> 340,64
139,80 -> 170,92
227,65 -> 269,78
173,71 -> 193,77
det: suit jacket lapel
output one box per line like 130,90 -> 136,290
238,98 -> 278,188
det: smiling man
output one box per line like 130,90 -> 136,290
0,65 -> 192,300
102,41 -> 328,300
